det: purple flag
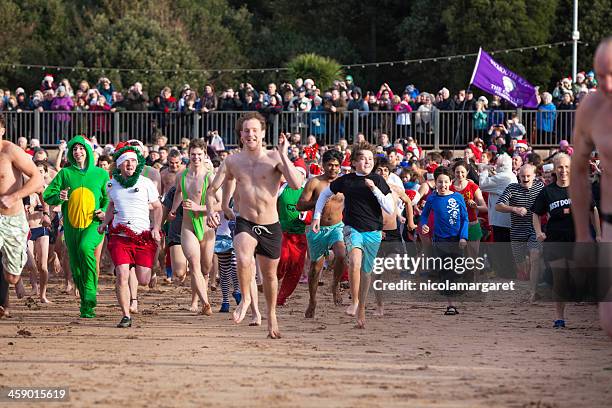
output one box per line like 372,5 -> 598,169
470,48 -> 539,108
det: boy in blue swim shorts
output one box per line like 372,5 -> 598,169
312,142 -> 394,329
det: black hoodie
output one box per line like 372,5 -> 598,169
347,87 -> 368,111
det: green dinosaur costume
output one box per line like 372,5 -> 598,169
43,136 -> 109,318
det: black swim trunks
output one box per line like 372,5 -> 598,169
378,228 -> 404,258
382,228 -> 402,242
235,216 -> 282,259
29,226 -> 50,242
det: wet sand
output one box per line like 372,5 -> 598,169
1,273 -> 611,407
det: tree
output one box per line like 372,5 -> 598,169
396,0 -> 559,92
286,54 -> 343,91
170,0 -> 254,89
78,12 -> 207,93
551,0 -> 612,78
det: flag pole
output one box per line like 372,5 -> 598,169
452,48 -> 482,152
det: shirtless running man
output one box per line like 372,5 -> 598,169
570,37 -> 612,338
296,149 -> 346,318
0,113 -> 44,317
161,149 -> 184,197
160,149 -> 185,283
207,112 -> 304,338
171,138 -> 216,316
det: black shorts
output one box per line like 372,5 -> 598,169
235,216 -> 282,259
167,241 -> 181,248
378,228 -> 404,258
382,228 -> 402,242
30,227 -> 50,241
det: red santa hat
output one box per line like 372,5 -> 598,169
467,141 -> 483,162
406,144 -> 422,160
293,158 -> 307,177
43,74 -> 54,83
113,141 -> 140,167
515,140 -> 528,150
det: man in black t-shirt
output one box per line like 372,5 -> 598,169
312,142 -> 393,329
532,153 -> 600,328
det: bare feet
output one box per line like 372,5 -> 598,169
188,301 -> 199,312
64,283 -> 77,297
0,306 -> 5,318
305,302 -> 316,318
40,297 -> 52,304
249,311 -> 262,326
267,314 -> 281,339
373,305 -> 384,317
148,274 -> 157,289
200,303 -> 213,316
345,302 -> 358,316
332,286 -> 343,306
129,299 -> 139,314
31,284 -> 40,297
163,277 -> 172,284
15,281 -> 26,299
529,292 -> 540,304
233,298 -> 251,324
356,306 -> 366,329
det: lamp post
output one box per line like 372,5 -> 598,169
572,0 -> 579,81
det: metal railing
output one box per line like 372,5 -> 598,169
1,109 -> 576,148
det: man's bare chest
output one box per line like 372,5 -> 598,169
232,158 -> 277,184
162,171 -> 177,187
0,154 -> 18,187
592,112 -> 612,145
184,173 -> 207,201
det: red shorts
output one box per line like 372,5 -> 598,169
108,235 -> 157,268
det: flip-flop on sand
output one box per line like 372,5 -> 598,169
444,306 -> 459,316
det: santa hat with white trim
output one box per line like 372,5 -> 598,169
515,140 -> 529,150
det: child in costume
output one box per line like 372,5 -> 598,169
43,135 -> 109,318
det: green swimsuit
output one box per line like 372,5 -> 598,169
181,171 -> 209,241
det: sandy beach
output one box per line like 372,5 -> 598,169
1,272 -> 611,408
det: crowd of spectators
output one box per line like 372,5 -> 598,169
0,71 -> 599,146
1,71 -> 598,114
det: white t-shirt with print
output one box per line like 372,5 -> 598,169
107,176 -> 159,234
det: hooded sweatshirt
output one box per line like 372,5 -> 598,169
347,87 -> 369,112
44,136 -> 109,228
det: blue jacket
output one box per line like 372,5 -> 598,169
536,103 -> 557,132
309,104 -> 327,136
